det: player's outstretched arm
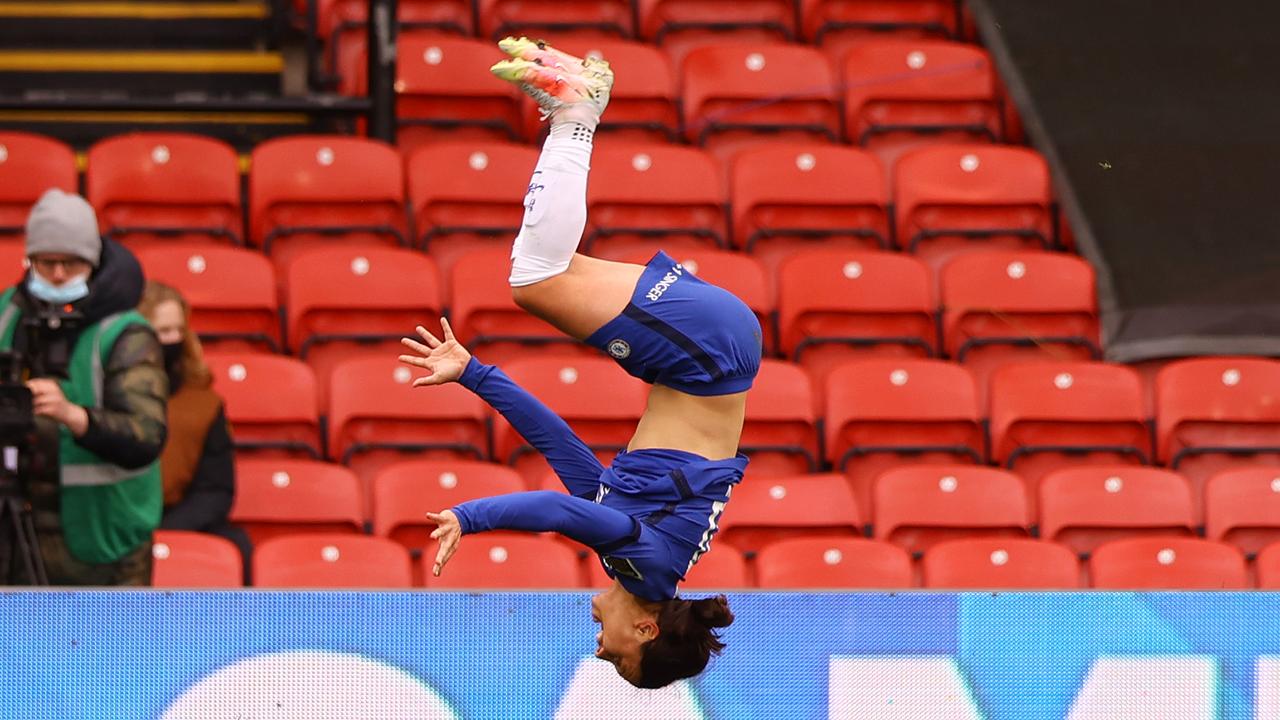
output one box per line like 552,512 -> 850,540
426,491 -> 638,577
399,319 -> 606,495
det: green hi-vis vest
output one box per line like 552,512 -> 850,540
0,287 -> 161,564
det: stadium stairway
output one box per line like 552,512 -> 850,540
0,0 -> 304,146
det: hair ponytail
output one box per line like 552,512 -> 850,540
636,594 -> 735,689
691,595 -> 734,629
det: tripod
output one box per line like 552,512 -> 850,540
0,482 -> 47,585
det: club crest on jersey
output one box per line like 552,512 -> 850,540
606,339 -> 631,359
645,264 -> 684,302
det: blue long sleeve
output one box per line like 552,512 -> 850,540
459,357 -> 605,497
452,491 -> 639,550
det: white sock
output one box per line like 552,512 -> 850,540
508,122 -> 595,287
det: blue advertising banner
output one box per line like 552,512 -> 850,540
2,591 -> 1278,719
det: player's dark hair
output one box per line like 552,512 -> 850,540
635,594 -> 734,689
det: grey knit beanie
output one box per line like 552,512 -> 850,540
25,188 -> 102,267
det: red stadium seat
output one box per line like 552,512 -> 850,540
841,40 -> 1000,165
206,353 -> 322,459
755,537 -> 912,588
0,131 -> 77,243
940,250 -> 1100,391
1205,466 -> 1280,556
718,473 -> 862,555
585,143 -> 726,258
284,247 -> 441,404
499,357 -> 645,481
1088,537 -> 1248,590
680,544 -> 749,589
680,43 -> 840,160
989,362 -> 1150,494
1257,541 -> 1280,589
230,459 -> 364,546
801,0 -> 958,57
0,242 -> 25,286
406,140 -> 536,286
873,465 -> 1029,554
421,534 -> 582,588
1039,467 -> 1196,556
254,533 -> 413,588
86,132 -> 241,249
494,355 -> 648,482
894,144 -> 1053,270
448,247 -> 586,365
248,136 -> 408,269
640,0 -> 797,67
825,359 -> 982,509
135,245 -> 280,353
1156,357 -> 1280,511
372,460 -> 526,549
778,250 -> 934,397
382,35 -> 526,148
478,0 -> 635,41
327,357 -> 492,493
737,361 -> 821,475
730,144 -> 890,272
519,39 -> 679,143
587,542 -> 749,589
151,530 -> 244,588
615,248 -> 774,353
317,0 -> 473,94
922,537 -> 1080,589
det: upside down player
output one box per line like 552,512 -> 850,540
398,38 -> 761,689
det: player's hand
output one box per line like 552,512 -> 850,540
398,318 -> 472,387
426,510 -> 462,577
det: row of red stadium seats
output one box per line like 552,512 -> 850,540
153,529 -> 1280,590
345,36 -> 1009,159
213,351 -> 1280,523
105,244 -> 1092,368
223,457 -> 1280,559
0,131 -> 1053,270
306,0 -> 964,50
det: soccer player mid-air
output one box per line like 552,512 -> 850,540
398,38 -> 762,689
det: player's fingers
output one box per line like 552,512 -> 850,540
433,545 -> 451,576
440,317 -> 456,343
415,325 -> 442,348
411,376 -> 442,388
398,354 -> 431,368
439,538 -> 458,566
401,337 -> 433,355
425,512 -> 446,523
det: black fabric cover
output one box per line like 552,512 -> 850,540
969,0 -> 1280,361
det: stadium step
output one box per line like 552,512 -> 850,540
0,50 -> 284,94
0,107 -> 313,149
0,1 -> 274,49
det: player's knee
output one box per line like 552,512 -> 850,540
510,281 -> 546,314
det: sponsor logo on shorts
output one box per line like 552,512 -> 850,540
645,264 -> 684,302
606,339 -> 631,359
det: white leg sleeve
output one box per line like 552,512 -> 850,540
508,123 -> 595,287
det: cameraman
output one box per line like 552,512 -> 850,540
0,189 -> 166,585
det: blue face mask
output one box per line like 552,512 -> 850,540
28,271 -> 90,305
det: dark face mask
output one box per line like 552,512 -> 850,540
161,341 -> 183,391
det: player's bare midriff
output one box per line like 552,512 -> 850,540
626,384 -> 747,461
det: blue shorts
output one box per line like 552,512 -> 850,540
584,251 -> 763,396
